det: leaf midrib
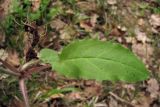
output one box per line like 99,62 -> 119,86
60,57 -> 145,72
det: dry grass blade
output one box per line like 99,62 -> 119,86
109,92 -> 134,107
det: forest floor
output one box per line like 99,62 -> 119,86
0,0 -> 160,107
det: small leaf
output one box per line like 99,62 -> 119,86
40,39 -> 149,82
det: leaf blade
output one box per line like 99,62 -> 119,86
55,39 -> 149,82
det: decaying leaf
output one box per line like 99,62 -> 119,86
147,78 -> 159,98
60,25 -> 77,40
50,19 -> 66,31
132,43 -> 153,63
149,14 -> 160,33
149,14 -> 160,27
6,50 -> 20,66
80,20 -> 93,32
135,27 -> 151,43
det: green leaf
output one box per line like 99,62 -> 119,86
41,87 -> 78,99
39,48 -> 59,68
39,39 -> 149,82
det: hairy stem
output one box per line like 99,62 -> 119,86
19,79 -> 30,107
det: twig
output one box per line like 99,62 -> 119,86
109,92 -> 134,107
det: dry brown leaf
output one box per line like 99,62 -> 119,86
135,28 -> 151,43
6,50 -> 20,67
149,14 -> 160,27
80,20 -> 93,32
60,25 -> 77,40
149,14 -> 160,33
132,43 -> 153,63
50,19 -> 66,31
147,78 -> 159,99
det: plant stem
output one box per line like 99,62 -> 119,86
19,78 -> 30,107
